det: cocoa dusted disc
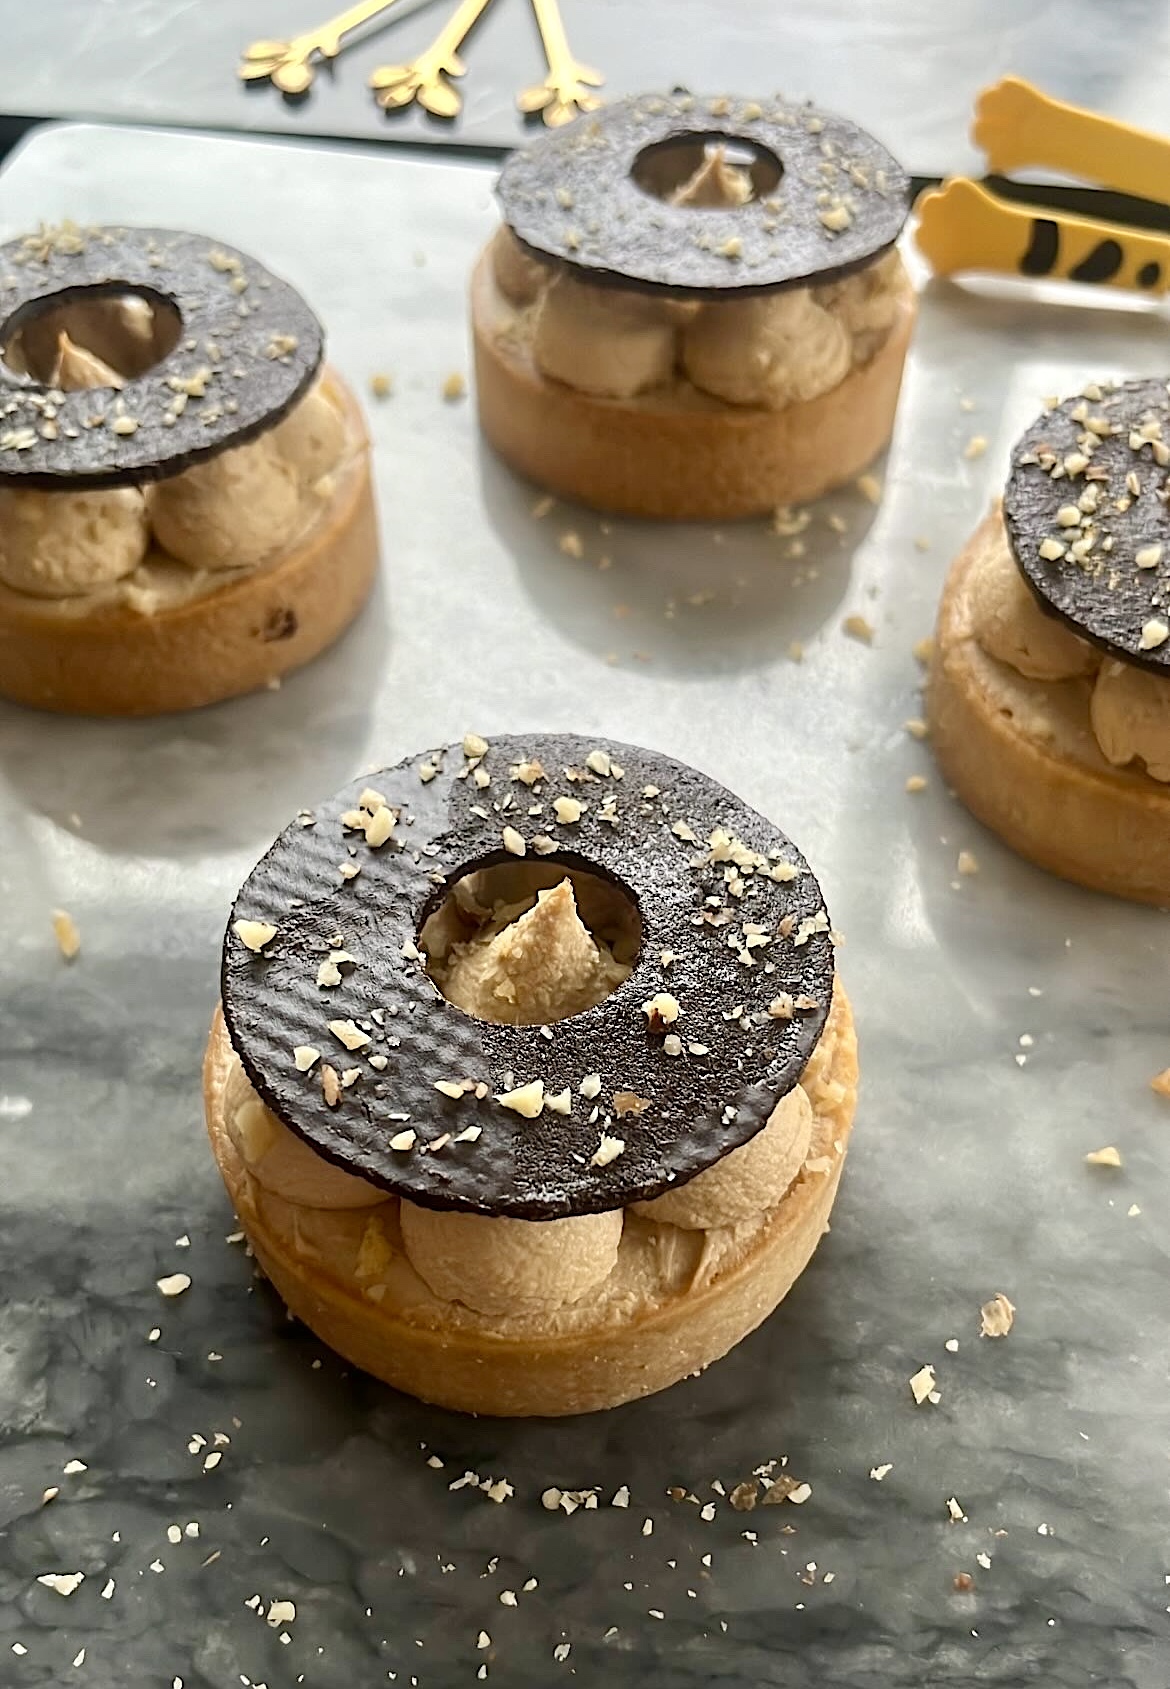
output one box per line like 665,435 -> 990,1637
1004,378 -> 1170,674
496,92 -> 909,301
221,735 -> 836,1221
0,225 -> 322,490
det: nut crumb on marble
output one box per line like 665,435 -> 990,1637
442,371 -> 466,401
1149,1068 -> 1170,1097
559,530 -> 584,558
904,717 -> 929,740
909,1363 -> 937,1405
1085,1145 -> 1122,1167
855,473 -> 882,504
964,435 -> 988,460
51,908 -> 81,960
957,850 -> 980,876
905,775 -> 928,793
842,613 -> 874,644
980,1293 -> 1015,1338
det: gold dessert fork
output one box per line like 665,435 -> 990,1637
369,0 -> 496,118
240,0 -> 404,95
517,0 -> 603,127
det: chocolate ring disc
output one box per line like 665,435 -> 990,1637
497,93 -> 909,300
1004,378 -> 1170,673
0,225 -> 322,489
221,735 -> 835,1220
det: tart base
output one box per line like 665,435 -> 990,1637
203,993 -> 858,1417
0,367 -> 378,716
471,250 -> 916,521
928,511 -> 1170,905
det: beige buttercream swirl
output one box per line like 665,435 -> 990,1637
224,1058 -> 386,1209
435,878 -> 631,1025
1090,658 -> 1170,782
399,1201 -> 624,1317
681,289 -> 852,408
632,1083 -> 813,1230
972,515 -> 1098,681
0,484 -> 149,598
533,274 -> 679,400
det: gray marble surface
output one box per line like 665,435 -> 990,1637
1,123 -> 1169,1688
4,0 -> 1170,177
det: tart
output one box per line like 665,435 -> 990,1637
472,94 -> 915,520
204,734 -> 858,1416
0,223 -> 378,715
928,378 -> 1170,903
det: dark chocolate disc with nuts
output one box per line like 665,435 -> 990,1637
1004,378 -> 1170,673
0,224 -> 322,490
221,735 -> 836,1221
496,92 -> 909,300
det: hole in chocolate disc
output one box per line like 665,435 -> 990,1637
631,134 -> 783,207
1,285 -> 183,390
419,858 -> 642,1027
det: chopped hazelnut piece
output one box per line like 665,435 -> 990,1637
909,1364 -> 936,1405
613,1091 -> 651,1118
1135,543 -> 1162,569
338,862 -> 361,882
559,530 -> 584,558
855,473 -> 882,504
369,372 -> 393,399
364,805 -> 395,848
321,1065 -> 342,1106
586,749 -> 612,776
442,372 -> 466,401
768,994 -> 794,1020
358,787 -> 387,811
463,733 -> 489,758
979,1293 -> 1015,1338
419,761 -> 438,783
495,1079 -> 545,1118
1149,1068 -> 1170,1097
513,758 -> 545,785
591,1134 -> 626,1167
233,919 -> 277,953
553,796 -> 584,824
501,826 -> 526,857
1038,537 -> 1066,561
545,1088 -> 572,1115
905,775 -> 928,793
434,1080 -> 465,1099
842,614 -> 874,644
580,1073 -> 602,1099
956,850 -> 979,876
156,1273 -> 191,1297
1084,1145 -> 1122,1167
389,1128 -> 417,1151
1139,618 -> 1169,650
51,908 -> 81,960
328,1019 -> 371,1051
293,1045 -> 320,1072
964,435 -> 988,460
642,992 -> 681,1030
818,203 -> 851,232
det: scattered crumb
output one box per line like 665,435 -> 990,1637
904,718 -> 929,739
855,473 -> 882,504
156,1273 -> 191,1298
531,494 -> 554,519
787,640 -> 804,662
909,1363 -> 936,1405
369,372 -> 393,399
953,1571 -> 975,1592
442,372 -> 466,401
1085,1145 -> 1122,1167
591,1134 -> 626,1167
912,636 -> 933,663
905,775 -> 928,793
232,918 -> 277,953
956,850 -> 979,876
913,536 -> 931,552
964,435 -> 989,460
1150,1068 -> 1170,1097
51,908 -> 81,961
36,1572 -> 84,1597
842,613 -> 874,645
869,1463 -> 893,1481
558,530 -> 584,559
980,1293 -> 1015,1338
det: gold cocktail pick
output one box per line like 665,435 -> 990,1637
369,0 -> 496,118
517,0 -> 603,127
240,0 -> 403,95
